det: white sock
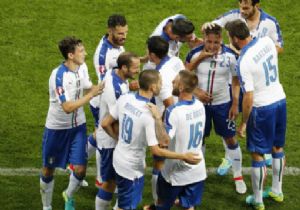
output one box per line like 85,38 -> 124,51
272,152 -> 285,194
87,134 -> 97,159
40,176 -> 54,208
227,143 -> 242,178
151,170 -> 159,203
66,172 -> 82,198
222,138 -> 230,160
95,196 -> 111,210
251,160 -> 266,204
96,150 -> 102,183
112,199 -> 118,210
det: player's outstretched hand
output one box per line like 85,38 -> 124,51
201,22 -> 216,32
90,81 -> 105,97
147,103 -> 161,120
237,122 -> 246,138
183,152 -> 201,165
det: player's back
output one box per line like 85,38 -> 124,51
113,93 -> 158,180
155,56 -> 185,114
162,97 -> 207,186
238,36 -> 285,107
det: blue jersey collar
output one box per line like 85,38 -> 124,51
156,56 -> 171,71
135,92 -> 150,102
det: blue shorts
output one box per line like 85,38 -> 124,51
89,105 -> 99,127
247,99 -> 286,154
100,148 -> 116,182
42,123 -> 87,169
116,173 -> 144,210
204,102 -> 236,138
157,173 -> 204,210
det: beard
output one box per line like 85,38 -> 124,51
112,35 -> 125,46
242,8 -> 256,19
172,88 -> 180,96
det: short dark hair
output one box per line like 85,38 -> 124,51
117,52 -> 138,69
147,36 -> 169,59
58,36 -> 82,60
204,24 -> 222,36
225,19 -> 250,40
179,70 -> 198,93
172,18 -> 195,37
239,0 -> 260,6
107,14 -> 127,28
138,70 -> 160,91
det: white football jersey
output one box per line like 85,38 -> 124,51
186,45 -> 238,105
155,56 -> 185,115
213,9 -> 283,48
161,97 -> 207,186
96,70 -> 129,149
143,14 -> 185,70
90,35 -> 125,108
111,93 -> 159,180
45,63 -> 92,129
237,36 -> 285,107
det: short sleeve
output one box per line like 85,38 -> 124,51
109,101 -> 119,120
145,116 -> 159,146
237,59 -> 254,93
80,63 -> 93,89
164,106 -> 177,139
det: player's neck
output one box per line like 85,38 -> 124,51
247,7 -> 260,22
107,36 -> 120,48
64,60 -> 79,72
138,89 -> 153,100
115,69 -> 126,81
240,37 -> 253,49
179,92 -> 193,101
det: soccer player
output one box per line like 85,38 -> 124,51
202,0 -> 284,166
101,69 -> 201,210
148,70 -> 206,210
40,36 -> 104,210
95,52 -> 140,210
203,0 -> 283,53
226,19 -> 286,210
142,14 -> 201,69
146,36 -> 185,207
88,14 -> 128,188
185,25 -> 247,194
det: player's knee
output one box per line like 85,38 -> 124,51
272,146 -> 283,154
224,136 -> 236,145
42,167 -> 55,177
73,165 -> 86,178
101,180 -> 116,193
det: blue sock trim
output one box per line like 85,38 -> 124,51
88,134 -> 97,147
227,143 -> 239,150
72,172 -> 84,181
97,189 -> 113,201
152,168 -> 160,175
272,152 -> 284,159
41,174 -> 54,183
252,160 -> 265,168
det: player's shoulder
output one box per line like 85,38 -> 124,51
217,9 -> 240,19
186,45 -> 205,62
222,44 -> 239,59
260,9 -> 279,24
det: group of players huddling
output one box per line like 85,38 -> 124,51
40,1 -> 286,210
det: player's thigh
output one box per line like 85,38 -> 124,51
274,99 -> 287,148
42,127 -> 70,168
179,180 -> 205,209
100,148 -> 116,182
116,173 -> 144,210
204,105 -> 213,137
211,102 -> 235,138
69,123 -> 88,166
157,173 -> 181,209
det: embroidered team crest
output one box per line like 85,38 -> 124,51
56,86 -> 64,96
98,65 -> 106,75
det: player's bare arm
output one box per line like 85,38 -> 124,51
101,114 -> 118,141
229,76 -> 240,120
237,91 -> 253,138
61,82 -> 104,114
